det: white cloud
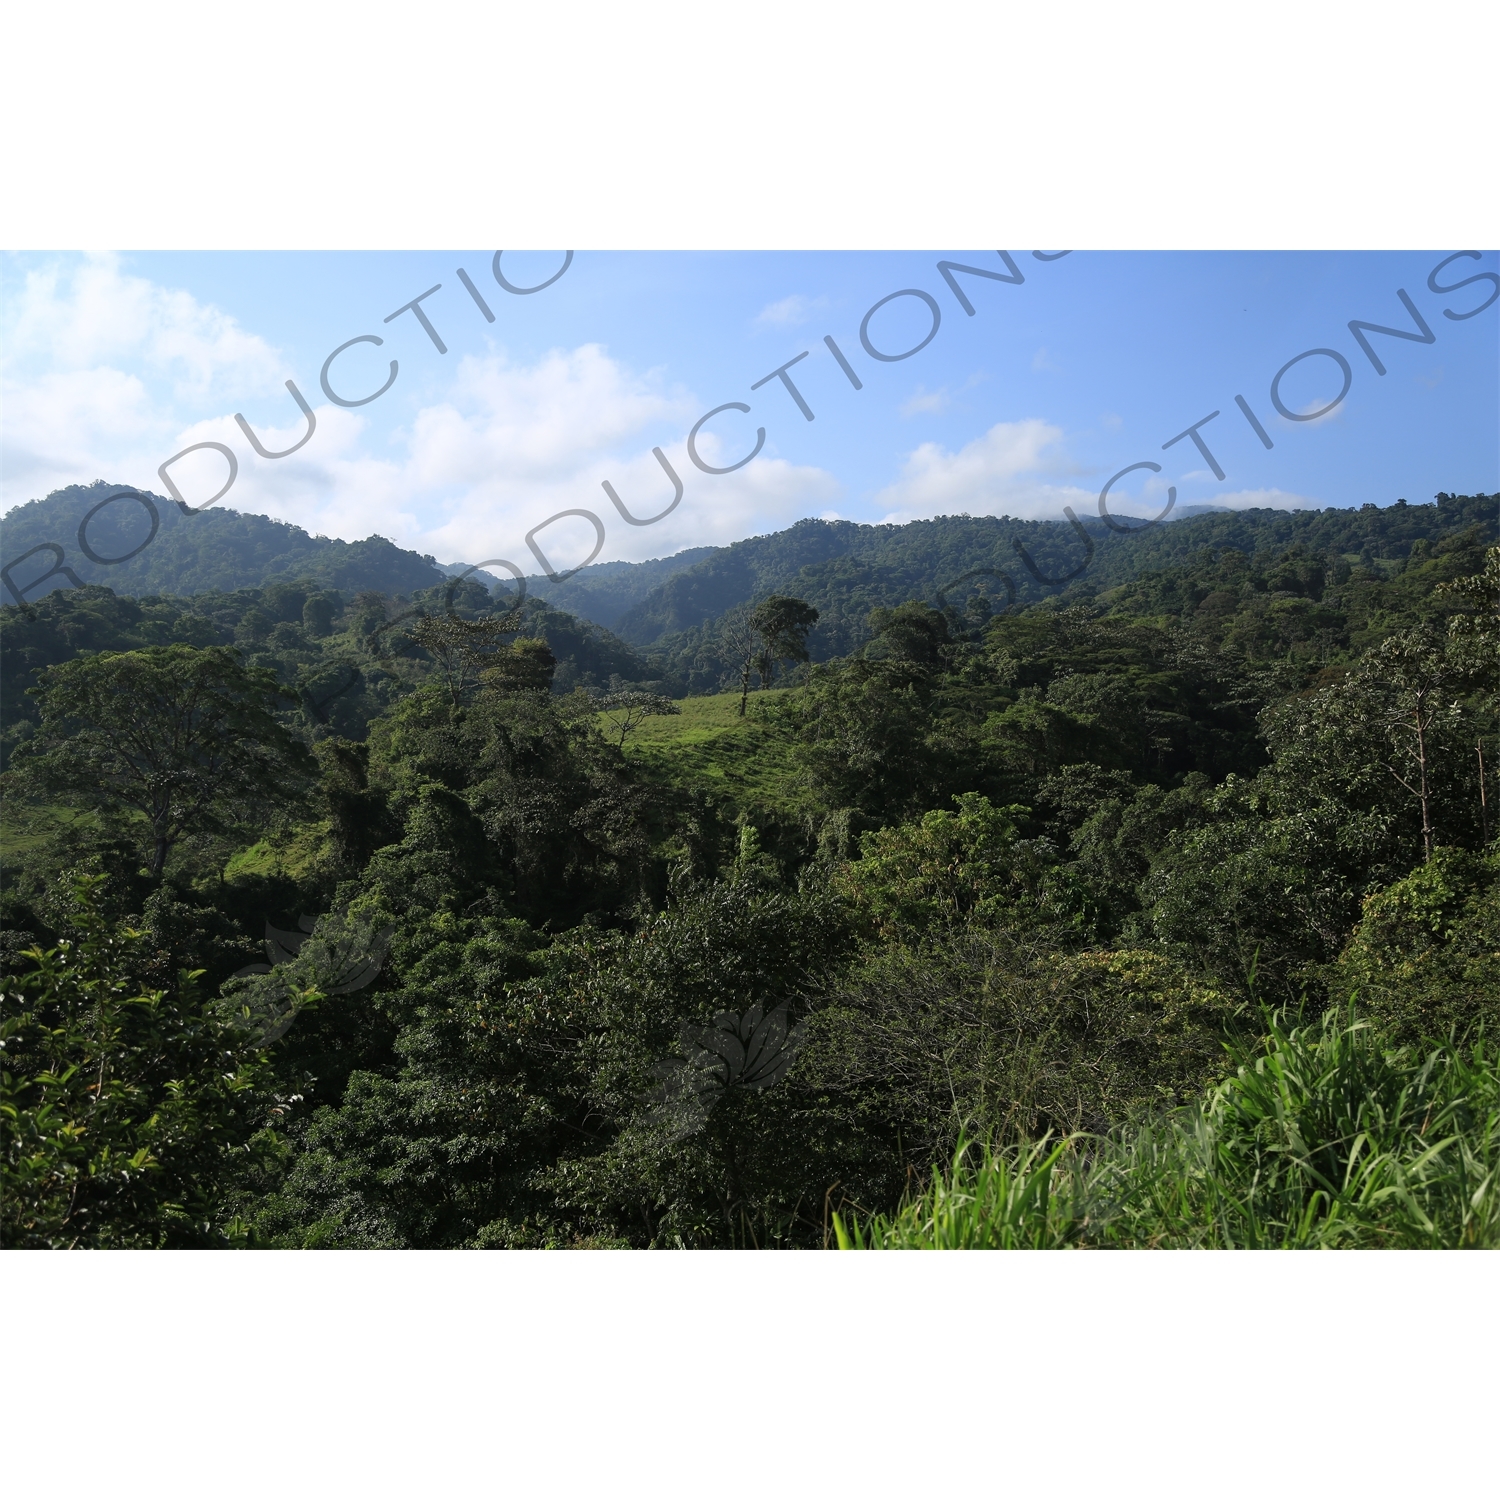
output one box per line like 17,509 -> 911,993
0,365 -> 182,506
1,254 -> 288,508
754,294 -> 827,329
874,418 -> 1093,523
632,448 -> 842,556
396,439 -> 840,573
3,366 -> 158,456
405,346 -> 694,485
149,345 -> 842,571
900,370 -> 986,419
1,260 -> 844,571
1284,401 -> 1349,426
900,385 -> 950,418
3,253 -> 282,401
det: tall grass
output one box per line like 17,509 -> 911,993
834,1008 -> 1500,1249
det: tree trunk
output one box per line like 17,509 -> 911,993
1414,700 -> 1434,862
1479,739 -> 1489,844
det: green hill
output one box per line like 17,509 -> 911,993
619,494 -> 1498,648
619,494 -> 1498,691
513,548 -> 717,630
2,482 -> 452,601
14,484 -> 1489,660
3,482 -> 720,628
6,482 -> 1494,712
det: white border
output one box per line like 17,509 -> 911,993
2,0 -> 1496,249
5,1251 -> 1497,1495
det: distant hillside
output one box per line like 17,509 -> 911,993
449,548 -> 718,631
3,483 -> 721,625
618,495 -> 1498,648
621,494 -> 1498,691
7,483 -> 1494,675
2,482 -> 451,601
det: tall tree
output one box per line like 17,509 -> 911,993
1262,625 -> 1491,865
729,596 -> 820,716
595,691 -> 680,748
1343,630 -> 1488,862
9,645 -> 313,879
409,609 -> 522,703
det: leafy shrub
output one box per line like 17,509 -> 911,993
831,793 -> 1037,937
837,1008 -> 1500,1249
808,927 -> 1242,1159
1333,846 -> 1500,1041
1,877 -> 283,1248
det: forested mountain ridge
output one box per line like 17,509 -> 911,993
4,482 -> 722,635
4,494 -> 1494,764
619,493 -> 1496,647
633,494 -> 1497,692
514,548 -> 717,630
2,482 -> 453,599
11,484 -> 1492,648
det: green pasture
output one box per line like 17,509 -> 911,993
1,802 -> 103,866
597,688 -> 807,815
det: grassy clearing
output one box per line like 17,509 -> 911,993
835,1008 -> 1500,1249
221,822 -> 328,883
602,688 -> 808,816
1,802 -> 106,865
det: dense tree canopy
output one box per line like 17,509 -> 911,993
11,645 -> 314,878
2,499 -> 1496,1248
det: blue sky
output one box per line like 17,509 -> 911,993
3,249 -> 1495,575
